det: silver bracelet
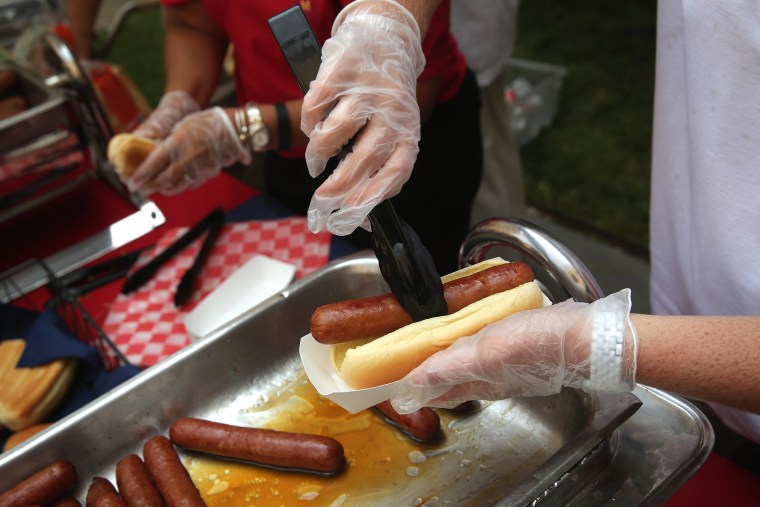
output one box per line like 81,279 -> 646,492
244,103 -> 270,153
233,107 -> 253,156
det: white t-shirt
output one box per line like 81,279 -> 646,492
450,0 -> 519,87
649,1 -> 760,443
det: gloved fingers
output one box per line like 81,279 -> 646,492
307,147 -> 411,236
147,145 -> 209,195
132,90 -> 200,140
304,95 -> 368,178
126,142 -> 172,194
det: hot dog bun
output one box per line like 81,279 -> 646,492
331,259 -> 544,389
107,133 -> 157,178
0,340 -> 78,431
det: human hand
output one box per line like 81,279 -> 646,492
390,290 -> 638,414
132,90 -> 200,140
126,107 -> 250,195
301,0 -> 425,235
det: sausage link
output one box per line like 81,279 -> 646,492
373,401 -> 441,443
311,262 -> 535,343
142,436 -> 205,507
0,460 -> 77,507
169,418 -> 346,475
86,478 -> 125,507
51,495 -> 82,507
116,454 -> 164,507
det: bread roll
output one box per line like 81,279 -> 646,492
3,423 -> 52,451
332,260 -> 544,389
107,133 -> 157,177
0,340 -> 78,431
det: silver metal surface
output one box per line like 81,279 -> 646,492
0,62 -> 81,173
0,34 -> 164,300
0,253 -> 645,506
461,217 -> 605,303
461,218 -> 713,504
0,198 -> 165,303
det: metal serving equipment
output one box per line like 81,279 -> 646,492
0,218 -> 712,505
0,32 -> 164,302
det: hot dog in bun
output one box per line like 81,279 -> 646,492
311,259 -> 544,389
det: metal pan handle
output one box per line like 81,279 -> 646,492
459,217 -> 604,304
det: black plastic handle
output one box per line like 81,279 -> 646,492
268,6 -> 446,321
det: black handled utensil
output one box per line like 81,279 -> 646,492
268,6 -> 447,321
173,208 -> 225,307
121,207 -> 225,295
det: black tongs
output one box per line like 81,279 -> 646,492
268,6 -> 447,321
121,207 -> 225,307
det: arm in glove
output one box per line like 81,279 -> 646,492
127,107 -> 250,195
132,90 -> 200,140
391,289 -> 638,414
301,0 -> 426,235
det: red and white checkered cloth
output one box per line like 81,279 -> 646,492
103,217 -> 332,367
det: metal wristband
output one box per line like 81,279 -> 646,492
233,107 -> 253,156
244,103 -> 270,153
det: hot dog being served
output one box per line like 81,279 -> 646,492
314,259 -> 544,389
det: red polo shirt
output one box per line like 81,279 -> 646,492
161,0 -> 466,105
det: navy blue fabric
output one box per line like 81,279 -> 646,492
0,305 -> 140,449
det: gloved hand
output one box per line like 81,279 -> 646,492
391,289 -> 638,414
132,90 -> 200,140
301,0 -> 425,235
126,107 -> 250,195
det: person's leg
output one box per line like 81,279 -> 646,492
392,69 -> 483,274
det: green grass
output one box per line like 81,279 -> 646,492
99,6 -> 166,108
512,0 -> 656,254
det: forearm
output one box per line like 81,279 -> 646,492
66,0 -> 101,58
163,2 -> 227,106
394,0 -> 441,37
633,314 -> 760,413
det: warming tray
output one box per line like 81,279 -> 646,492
0,254 -> 710,505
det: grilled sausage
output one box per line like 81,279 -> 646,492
373,401 -> 441,443
0,70 -> 16,96
169,418 -> 346,475
0,96 -> 24,120
51,495 -> 82,507
142,436 -> 205,507
86,478 -> 125,507
0,460 -> 77,507
310,262 -> 535,343
115,454 -> 164,507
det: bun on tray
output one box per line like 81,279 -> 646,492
107,133 -> 158,178
330,259 -> 544,389
0,339 -> 77,431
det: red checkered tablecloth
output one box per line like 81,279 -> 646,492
102,217 -> 332,367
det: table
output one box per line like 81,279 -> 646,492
4,171 -> 759,505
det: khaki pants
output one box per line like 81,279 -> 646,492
469,66 -> 526,226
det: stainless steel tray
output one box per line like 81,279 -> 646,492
0,254 -> 711,505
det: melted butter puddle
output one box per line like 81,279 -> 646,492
185,372 -> 454,506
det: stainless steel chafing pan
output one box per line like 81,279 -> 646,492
0,220 -> 712,505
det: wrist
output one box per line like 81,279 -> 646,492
233,103 -> 270,156
332,0 -> 425,76
583,289 -> 638,392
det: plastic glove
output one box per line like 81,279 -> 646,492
301,0 -> 425,235
391,289 -> 638,414
126,107 -> 250,195
132,90 -> 200,140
